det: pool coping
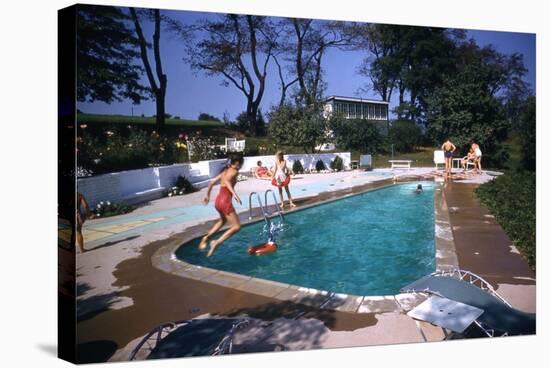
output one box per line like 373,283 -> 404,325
151,175 -> 458,315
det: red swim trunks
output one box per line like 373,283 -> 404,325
215,186 -> 235,216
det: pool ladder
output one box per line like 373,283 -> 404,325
248,189 -> 284,224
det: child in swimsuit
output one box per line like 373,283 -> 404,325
199,153 -> 244,257
271,151 -> 296,210
461,148 -> 476,171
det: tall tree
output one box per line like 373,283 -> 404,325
77,5 -> 148,104
290,19 -> 351,105
187,15 -> 276,136
130,8 -> 167,131
353,24 -> 405,102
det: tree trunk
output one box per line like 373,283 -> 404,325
155,94 -> 165,131
246,100 -> 258,136
131,9 -> 167,132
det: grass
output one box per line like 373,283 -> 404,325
361,147 -> 436,168
77,113 -> 224,128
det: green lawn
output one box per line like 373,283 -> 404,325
77,113 -> 225,128
361,147 -> 436,168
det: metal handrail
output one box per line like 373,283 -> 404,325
264,189 -> 284,222
248,192 -> 268,225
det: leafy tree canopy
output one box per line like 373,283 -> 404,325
77,5 -> 149,103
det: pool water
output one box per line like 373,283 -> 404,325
176,182 -> 437,296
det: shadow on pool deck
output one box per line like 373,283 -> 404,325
75,236 -> 378,363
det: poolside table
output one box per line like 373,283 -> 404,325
407,295 -> 484,334
452,158 -> 462,170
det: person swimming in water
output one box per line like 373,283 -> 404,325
415,184 -> 423,193
441,138 -> 457,180
199,153 -> 244,257
271,151 -> 296,210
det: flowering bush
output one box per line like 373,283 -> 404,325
77,127 -> 188,176
187,134 -> 218,162
93,201 -> 135,218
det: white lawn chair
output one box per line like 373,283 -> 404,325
434,150 -> 445,170
359,154 -> 372,170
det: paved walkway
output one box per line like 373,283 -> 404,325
443,182 -> 536,312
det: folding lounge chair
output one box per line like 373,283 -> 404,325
433,150 -> 445,170
400,269 -> 535,337
129,318 -> 250,360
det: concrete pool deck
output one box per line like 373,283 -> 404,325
71,168 -> 535,362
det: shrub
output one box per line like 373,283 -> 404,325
388,120 -> 422,153
330,155 -> 344,172
166,176 -> 197,197
292,160 -> 305,174
175,175 -> 197,194
315,159 -> 326,172
93,201 -> 135,218
329,116 -> 384,153
268,104 -> 327,153
475,171 -> 535,270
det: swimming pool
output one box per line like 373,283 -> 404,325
176,182 -> 437,296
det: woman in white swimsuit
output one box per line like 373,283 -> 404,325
271,151 -> 296,209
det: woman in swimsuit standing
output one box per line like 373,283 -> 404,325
271,151 -> 296,210
441,138 -> 457,180
199,154 -> 244,257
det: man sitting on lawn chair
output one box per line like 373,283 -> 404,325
254,160 -> 272,180
461,148 -> 476,171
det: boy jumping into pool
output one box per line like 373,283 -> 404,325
199,153 -> 244,257
271,151 -> 296,210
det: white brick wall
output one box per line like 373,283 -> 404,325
77,153 -> 351,207
157,164 -> 192,188
77,173 -> 122,207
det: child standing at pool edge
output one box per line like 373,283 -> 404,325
272,151 -> 296,210
199,153 -> 244,257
